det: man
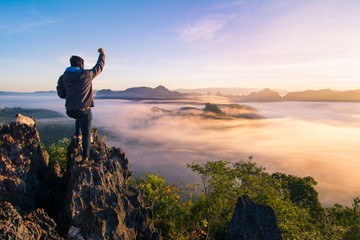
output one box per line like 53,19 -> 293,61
57,48 -> 105,163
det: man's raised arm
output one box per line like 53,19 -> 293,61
89,48 -> 105,79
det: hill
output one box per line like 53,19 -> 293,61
176,87 -> 264,96
0,107 -> 63,123
0,91 -> 56,95
229,88 -> 360,102
235,88 -> 282,102
283,89 -> 360,101
96,85 -> 187,100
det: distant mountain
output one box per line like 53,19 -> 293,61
4,87 -> 359,102
236,88 -> 282,102
283,89 -> 360,101
96,86 -> 360,102
229,88 -> 360,102
176,87 -> 264,96
96,85 -> 187,100
177,87 -> 289,96
0,107 -> 63,123
0,91 -> 56,95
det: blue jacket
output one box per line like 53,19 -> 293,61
57,53 -> 105,110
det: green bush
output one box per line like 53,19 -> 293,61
45,138 -> 69,174
129,173 -> 201,239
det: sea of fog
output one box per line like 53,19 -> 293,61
1,94 -> 360,207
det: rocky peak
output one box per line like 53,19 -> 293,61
0,117 -> 160,239
0,119 -> 50,210
59,128 -> 160,239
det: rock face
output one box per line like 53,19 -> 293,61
0,120 -> 62,239
0,118 -> 160,239
0,120 -> 50,210
58,129 -> 160,239
225,196 -> 283,240
0,201 -> 62,240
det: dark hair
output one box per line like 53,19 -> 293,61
70,55 -> 84,68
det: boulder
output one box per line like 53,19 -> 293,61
12,113 -> 36,127
225,196 -> 283,240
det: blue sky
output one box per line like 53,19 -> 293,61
1,0 -> 360,92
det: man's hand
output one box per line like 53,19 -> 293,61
98,48 -> 105,54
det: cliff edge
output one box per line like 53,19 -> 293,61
0,117 -> 160,239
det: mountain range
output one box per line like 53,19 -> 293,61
282,89 -> 360,102
2,86 -> 360,102
95,86 -> 360,102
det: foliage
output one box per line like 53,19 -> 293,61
130,173 -> 202,239
323,197 -> 360,239
272,173 -> 324,222
131,158 -> 360,240
45,138 -> 69,174
187,158 -> 317,239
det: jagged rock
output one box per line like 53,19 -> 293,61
0,201 -> 62,239
0,120 -> 50,210
225,196 -> 283,240
58,128 -> 161,239
1,117 -> 160,239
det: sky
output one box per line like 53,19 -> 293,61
1,0 -> 360,92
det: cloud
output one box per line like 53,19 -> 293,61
176,14 -> 235,42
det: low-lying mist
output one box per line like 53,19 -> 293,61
93,100 -> 360,207
1,95 -> 359,206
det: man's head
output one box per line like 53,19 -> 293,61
70,55 -> 84,69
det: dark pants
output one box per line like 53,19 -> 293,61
66,108 -> 92,159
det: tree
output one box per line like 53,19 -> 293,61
272,173 -> 324,217
324,197 -> 360,239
